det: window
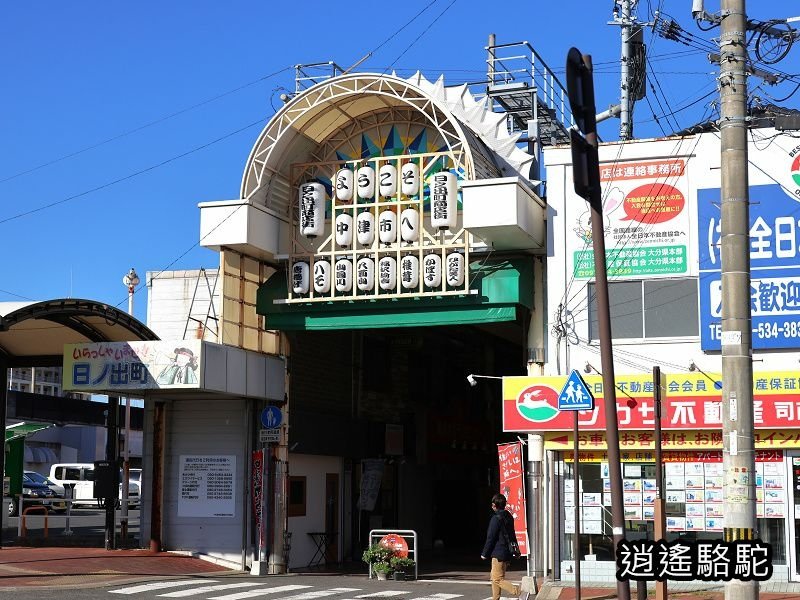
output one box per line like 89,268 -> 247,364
288,476 -> 307,517
588,278 -> 698,340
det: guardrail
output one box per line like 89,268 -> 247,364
13,495 -> 141,539
368,529 -> 418,581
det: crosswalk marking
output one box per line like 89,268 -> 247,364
354,592 -> 411,598
207,584 -> 315,600
160,583 -> 265,597
410,595 -> 463,600
110,580 -> 221,594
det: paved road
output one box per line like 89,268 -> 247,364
18,574 -> 495,600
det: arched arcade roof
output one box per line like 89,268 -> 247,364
0,299 -> 159,367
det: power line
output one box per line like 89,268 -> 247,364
383,0 -> 460,74
0,117 -> 267,226
0,67 -> 292,186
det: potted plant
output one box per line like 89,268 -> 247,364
390,556 -> 415,580
372,561 -> 393,581
362,543 -> 395,579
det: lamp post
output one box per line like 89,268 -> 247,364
121,267 -> 139,541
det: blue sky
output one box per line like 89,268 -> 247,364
2,1 -> 799,324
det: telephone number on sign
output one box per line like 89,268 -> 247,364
756,322 -> 800,338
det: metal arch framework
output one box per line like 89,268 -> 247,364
240,73 -> 479,213
0,299 -> 159,367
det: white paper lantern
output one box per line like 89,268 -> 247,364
334,259 -> 353,292
291,261 -> 309,295
429,171 -> 458,230
298,182 -> 325,238
423,254 -> 442,288
400,255 -> 419,290
401,162 -> 420,196
446,252 -> 465,287
400,208 -> 419,243
379,163 -> 398,198
378,256 -> 397,290
378,209 -> 397,244
356,257 -> 375,291
356,211 -> 376,246
357,165 -> 375,199
313,260 -> 331,294
335,212 -> 354,248
335,168 -> 354,202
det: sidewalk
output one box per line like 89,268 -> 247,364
539,581 -> 800,600
0,546 -> 237,589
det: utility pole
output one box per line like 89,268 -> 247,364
617,0 -> 635,140
718,1 -> 757,599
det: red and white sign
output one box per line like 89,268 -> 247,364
251,450 -> 265,549
497,442 -> 528,556
503,373 -> 800,432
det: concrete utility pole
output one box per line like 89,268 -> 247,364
718,1 -> 757,599
618,0 -> 635,140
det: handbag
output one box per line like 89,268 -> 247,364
496,513 -> 521,559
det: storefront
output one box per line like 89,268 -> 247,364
503,371 -> 800,582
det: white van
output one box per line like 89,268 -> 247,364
49,463 -> 140,507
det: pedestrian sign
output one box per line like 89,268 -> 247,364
261,406 -> 283,429
557,369 -> 595,411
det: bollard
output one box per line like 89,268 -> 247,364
637,579 -> 647,600
63,484 -> 74,536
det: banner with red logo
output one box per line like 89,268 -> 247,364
503,372 -> 800,433
497,442 -> 528,556
252,450 -> 265,549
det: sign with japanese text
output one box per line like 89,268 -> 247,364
503,372 -> 800,433
63,340 -> 202,391
497,442 -> 528,556
699,184 -> 800,350
357,459 -> 384,511
570,158 -> 691,279
178,455 -> 235,518
251,450 -> 265,549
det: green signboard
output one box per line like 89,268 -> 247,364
573,245 -> 687,278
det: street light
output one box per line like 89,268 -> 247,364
120,267 -> 139,541
466,373 -> 502,387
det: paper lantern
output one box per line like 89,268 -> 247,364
423,254 -> 442,288
378,256 -> 397,290
334,259 -> 353,292
335,168 -> 354,202
401,162 -> 420,196
429,171 -> 458,230
313,260 -> 331,294
357,165 -> 375,200
298,182 -> 325,238
356,257 -> 375,291
379,163 -> 398,198
400,208 -> 420,243
446,252 -> 465,287
400,255 -> 419,290
357,211 -> 376,246
378,210 -> 397,244
335,212 -> 354,248
291,262 -> 309,295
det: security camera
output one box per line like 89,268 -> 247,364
467,374 -> 477,387
584,362 -> 592,374
689,361 -> 697,372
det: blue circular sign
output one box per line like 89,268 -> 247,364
261,406 -> 283,429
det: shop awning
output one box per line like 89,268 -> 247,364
5,422 -> 52,442
256,258 -> 533,331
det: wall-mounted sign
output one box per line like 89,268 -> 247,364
699,183 -> 800,351
178,455 -> 236,518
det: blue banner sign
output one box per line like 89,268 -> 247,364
698,184 -> 800,350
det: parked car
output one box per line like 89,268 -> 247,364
8,472 -> 67,517
49,463 -> 140,508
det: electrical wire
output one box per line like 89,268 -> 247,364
383,0 -> 460,74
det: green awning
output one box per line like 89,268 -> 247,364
5,422 -> 52,442
256,258 -> 533,331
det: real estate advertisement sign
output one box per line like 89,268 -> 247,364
698,183 -> 800,351
178,455 -> 236,518
569,157 -> 692,279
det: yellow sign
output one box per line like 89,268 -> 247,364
545,429 -> 800,451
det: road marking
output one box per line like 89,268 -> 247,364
354,593 -> 411,598
409,595 -> 464,600
160,582 -> 265,597
110,580 -> 220,594
208,584 -> 330,600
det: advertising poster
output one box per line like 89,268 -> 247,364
357,459 -> 384,511
178,455 -> 236,518
497,442 -> 528,555
570,158 -> 691,280
251,450 -> 265,549
699,183 -> 800,350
